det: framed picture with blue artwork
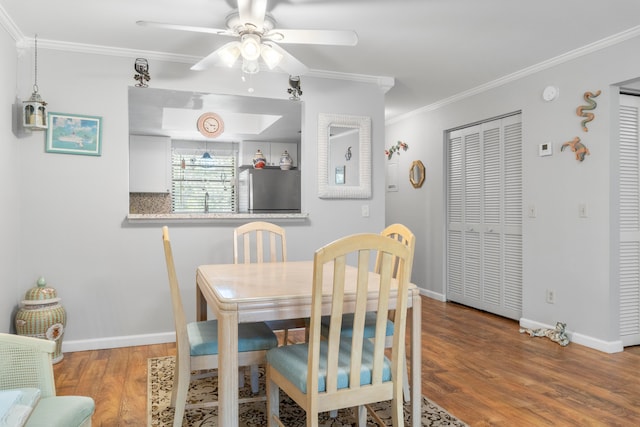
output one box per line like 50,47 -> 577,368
46,112 -> 102,156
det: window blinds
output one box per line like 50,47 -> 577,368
171,149 -> 236,213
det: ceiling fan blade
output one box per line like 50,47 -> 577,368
267,43 -> 309,76
191,41 -> 240,71
238,0 -> 267,30
266,29 -> 358,46
136,20 -> 234,36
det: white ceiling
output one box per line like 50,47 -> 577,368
3,0 -> 640,120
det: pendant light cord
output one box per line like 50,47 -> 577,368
33,34 -> 39,93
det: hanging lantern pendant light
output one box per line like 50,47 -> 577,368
23,34 -> 48,130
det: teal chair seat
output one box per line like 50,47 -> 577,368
320,312 -> 394,339
188,320 -> 279,356
26,396 -> 95,427
266,336 -> 391,394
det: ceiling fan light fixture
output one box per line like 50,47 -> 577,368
240,34 -> 261,61
242,57 -> 260,74
218,42 -> 241,67
261,44 -> 283,69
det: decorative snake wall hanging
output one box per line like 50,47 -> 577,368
576,90 -> 601,132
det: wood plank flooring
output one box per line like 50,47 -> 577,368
53,296 -> 640,426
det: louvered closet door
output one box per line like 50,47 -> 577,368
446,114 -> 522,320
619,94 -> 640,346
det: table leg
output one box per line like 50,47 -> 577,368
218,310 -> 239,426
196,285 -> 207,321
411,292 -> 422,427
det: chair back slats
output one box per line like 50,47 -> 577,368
375,223 -> 416,279
308,233 -> 412,402
162,226 -> 190,364
234,221 -> 287,264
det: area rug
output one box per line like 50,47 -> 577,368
148,356 -> 467,427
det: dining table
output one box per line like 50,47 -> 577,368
195,260 -> 422,427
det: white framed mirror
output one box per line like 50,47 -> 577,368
317,113 -> 371,199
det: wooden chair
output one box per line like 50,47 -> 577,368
321,223 -> 415,402
265,233 -> 414,426
234,221 -> 308,344
0,333 -> 95,427
162,226 -> 279,427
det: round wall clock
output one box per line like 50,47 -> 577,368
196,112 -> 224,138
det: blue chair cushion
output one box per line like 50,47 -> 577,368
266,336 -> 391,394
26,396 -> 95,427
188,320 -> 278,356
321,312 -> 394,338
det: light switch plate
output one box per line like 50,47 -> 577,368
539,142 -> 552,157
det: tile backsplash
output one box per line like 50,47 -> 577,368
129,193 -> 172,214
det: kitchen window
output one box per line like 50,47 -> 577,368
171,147 -> 237,213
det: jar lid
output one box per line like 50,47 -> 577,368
22,277 -> 60,305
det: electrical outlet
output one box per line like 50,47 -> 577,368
546,289 -> 556,304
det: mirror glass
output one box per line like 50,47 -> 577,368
128,87 -> 302,215
317,113 -> 371,199
328,125 -> 359,186
409,160 -> 425,188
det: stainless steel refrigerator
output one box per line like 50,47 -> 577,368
238,167 -> 301,213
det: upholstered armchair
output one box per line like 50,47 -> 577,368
0,332 -> 95,427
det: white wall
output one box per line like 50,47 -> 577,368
386,35 -> 640,352
5,48 -> 386,350
0,28 -> 21,332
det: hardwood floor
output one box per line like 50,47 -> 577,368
53,296 -> 640,426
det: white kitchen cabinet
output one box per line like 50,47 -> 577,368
129,135 -> 171,193
240,141 -> 298,168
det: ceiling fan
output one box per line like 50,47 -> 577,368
137,0 -> 358,76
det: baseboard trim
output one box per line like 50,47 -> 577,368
62,290 -> 444,352
519,318 -> 623,354
62,332 -> 175,353
68,299 -> 624,354
420,288 -> 446,302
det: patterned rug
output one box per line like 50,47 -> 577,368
148,356 -> 467,427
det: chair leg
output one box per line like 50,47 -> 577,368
391,396 -> 403,427
172,356 -> 190,427
283,328 -> 289,345
307,409 -> 319,427
250,364 -> 260,394
402,353 -> 410,402
239,367 -> 246,388
357,405 -> 367,426
266,368 -> 279,427
170,356 -> 179,409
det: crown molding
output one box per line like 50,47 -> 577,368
36,38 -> 200,63
0,2 -> 23,42
307,69 -> 394,93
387,24 -> 640,125
9,32 -> 395,92
4,0 -> 638,120
40,38 -> 394,92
